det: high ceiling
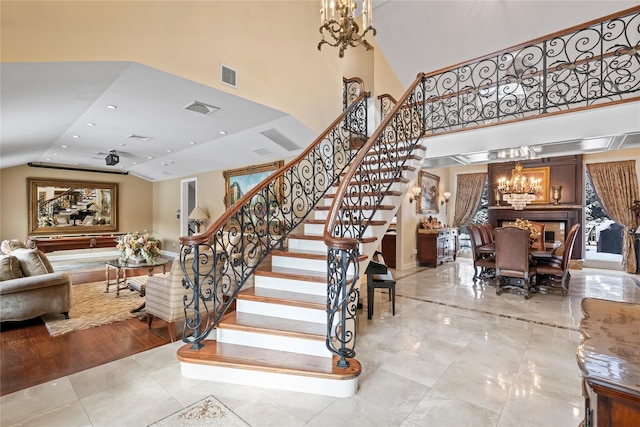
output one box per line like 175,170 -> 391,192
1,1 -> 638,181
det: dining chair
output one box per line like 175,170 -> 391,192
469,224 -> 495,282
495,226 -> 537,299
536,223 -> 581,296
478,223 -> 493,246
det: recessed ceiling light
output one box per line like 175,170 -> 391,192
53,152 -> 58,156
147,156 -> 153,159
166,149 -> 172,153
72,135 -> 80,139
132,161 -> 137,165
86,123 -> 95,127
46,158 -> 51,161
119,143 -> 126,146
61,145 -> 68,148
189,141 -> 196,145
161,162 -> 168,167
219,131 -> 228,135
106,105 -> 117,109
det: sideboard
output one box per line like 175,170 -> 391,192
28,234 -> 121,253
417,228 -> 458,267
578,298 -> 640,427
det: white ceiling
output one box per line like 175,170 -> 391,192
1,1 -> 638,181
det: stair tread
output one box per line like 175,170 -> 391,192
272,247 -> 368,262
177,341 -> 361,380
323,190 -> 403,198
314,204 -> 395,211
219,311 -> 326,339
238,287 -> 325,308
256,265 -> 356,282
288,233 -> 376,244
304,218 -> 387,226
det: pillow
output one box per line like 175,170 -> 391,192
11,248 -> 54,276
1,239 -> 27,254
0,254 -> 24,281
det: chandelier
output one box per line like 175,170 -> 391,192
318,0 -> 376,58
496,161 -> 542,210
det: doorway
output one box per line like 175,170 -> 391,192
180,178 -> 197,237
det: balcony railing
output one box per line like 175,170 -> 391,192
380,6 -> 640,134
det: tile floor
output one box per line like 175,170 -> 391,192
2,258 -> 639,426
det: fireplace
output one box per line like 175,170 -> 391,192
489,206 -> 582,259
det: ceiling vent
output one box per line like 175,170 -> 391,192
127,134 -> 153,142
260,128 -> 299,151
184,101 -> 220,115
221,64 -> 237,88
253,148 -> 272,156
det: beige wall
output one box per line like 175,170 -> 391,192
0,165 -> 153,242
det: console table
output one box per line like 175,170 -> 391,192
578,298 -> 640,426
28,234 -> 121,253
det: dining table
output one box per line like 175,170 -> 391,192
477,241 -> 561,258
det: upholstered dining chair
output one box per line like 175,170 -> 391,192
495,226 -> 537,299
469,224 -> 495,282
536,223 -> 580,296
478,223 -> 493,246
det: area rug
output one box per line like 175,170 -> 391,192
41,280 -> 143,336
149,395 -> 249,427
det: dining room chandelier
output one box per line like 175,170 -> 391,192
318,0 -> 376,58
496,161 -> 542,210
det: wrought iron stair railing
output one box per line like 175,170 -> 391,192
178,77 -> 370,349
323,5 -> 640,369
381,6 -> 640,133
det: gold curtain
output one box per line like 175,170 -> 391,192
586,160 -> 639,273
452,173 -> 487,227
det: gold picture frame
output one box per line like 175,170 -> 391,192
223,161 -> 284,209
511,166 -> 550,204
418,171 -> 439,214
28,178 -> 118,235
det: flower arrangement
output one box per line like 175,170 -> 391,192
514,218 -> 538,247
116,230 -> 161,262
38,215 -> 55,227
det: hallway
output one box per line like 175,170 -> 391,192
2,258 -> 639,426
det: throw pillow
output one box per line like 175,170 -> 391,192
0,239 -> 27,254
0,254 -> 24,281
11,248 -> 54,276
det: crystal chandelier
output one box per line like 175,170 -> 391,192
318,0 -> 376,58
496,161 -> 542,210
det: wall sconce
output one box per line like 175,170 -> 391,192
188,206 -> 209,234
441,191 -> 451,214
409,186 -> 421,203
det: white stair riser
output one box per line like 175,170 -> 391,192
216,328 -> 332,358
288,238 -> 364,254
313,209 -> 390,222
254,275 -> 326,295
236,299 -> 326,323
320,195 -> 402,207
303,223 -> 377,238
272,256 -> 357,275
181,363 -> 358,398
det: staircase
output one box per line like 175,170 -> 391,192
178,141 -> 425,397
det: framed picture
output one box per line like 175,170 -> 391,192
223,161 -> 284,209
418,171 -> 439,214
513,166 -> 550,204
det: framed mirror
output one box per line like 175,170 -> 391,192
28,178 -> 118,235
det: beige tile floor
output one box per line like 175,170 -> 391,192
2,258 -> 639,426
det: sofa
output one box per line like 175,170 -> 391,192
0,240 -> 73,322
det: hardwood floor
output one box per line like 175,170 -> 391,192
0,267 -> 174,397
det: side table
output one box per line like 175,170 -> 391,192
105,258 -> 169,297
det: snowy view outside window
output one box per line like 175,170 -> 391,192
585,172 -> 623,263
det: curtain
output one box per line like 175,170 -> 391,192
586,160 -> 639,273
452,173 -> 487,227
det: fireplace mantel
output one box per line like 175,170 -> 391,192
488,205 -> 583,259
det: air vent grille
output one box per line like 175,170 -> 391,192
260,128 -> 299,151
221,64 -> 237,88
127,134 -> 153,141
184,101 -> 220,115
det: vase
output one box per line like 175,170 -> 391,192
128,254 -> 145,263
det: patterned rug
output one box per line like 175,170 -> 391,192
150,395 -> 249,427
41,280 -> 143,336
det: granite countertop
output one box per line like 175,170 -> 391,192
577,297 -> 640,397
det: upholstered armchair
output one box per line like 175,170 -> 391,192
495,226 -> 537,299
468,224 -> 495,282
536,223 -> 580,296
145,255 -> 222,341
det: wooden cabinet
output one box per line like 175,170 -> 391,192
381,233 -> 396,268
417,228 -> 458,267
